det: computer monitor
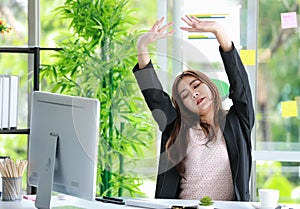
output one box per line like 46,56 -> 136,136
28,91 -> 100,209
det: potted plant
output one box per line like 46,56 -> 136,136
40,0 -> 155,197
198,196 -> 214,209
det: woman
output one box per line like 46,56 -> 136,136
132,15 -> 255,201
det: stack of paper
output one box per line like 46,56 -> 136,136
0,75 -> 19,130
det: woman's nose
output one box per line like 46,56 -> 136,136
192,92 -> 199,99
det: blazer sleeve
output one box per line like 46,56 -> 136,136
219,44 -> 255,131
133,61 -> 177,132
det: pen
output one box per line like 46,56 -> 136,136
95,196 -> 125,205
171,206 -> 198,209
103,196 -> 124,202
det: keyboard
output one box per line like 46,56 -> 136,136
125,199 -> 173,209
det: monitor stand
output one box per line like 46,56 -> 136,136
35,132 -> 59,209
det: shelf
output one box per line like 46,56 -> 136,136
0,47 -> 36,53
0,129 -> 30,134
0,46 -> 62,92
0,47 -> 62,137
0,46 -> 62,53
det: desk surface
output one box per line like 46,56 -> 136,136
1,195 -> 300,209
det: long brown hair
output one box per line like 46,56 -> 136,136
165,70 -> 227,166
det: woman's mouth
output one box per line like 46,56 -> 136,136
196,97 -> 205,105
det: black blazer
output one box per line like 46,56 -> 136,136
133,44 -> 255,201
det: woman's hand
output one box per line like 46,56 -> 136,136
180,15 -> 221,34
137,17 -> 175,69
137,17 -> 175,49
180,15 -> 232,52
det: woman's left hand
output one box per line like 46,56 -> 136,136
180,15 -> 232,52
180,15 -> 221,34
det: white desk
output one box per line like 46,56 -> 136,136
1,195 -> 300,209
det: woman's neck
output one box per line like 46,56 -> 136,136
200,109 -> 215,126
200,112 -> 220,134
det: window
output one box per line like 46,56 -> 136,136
254,0 -> 300,203
0,0 -> 28,159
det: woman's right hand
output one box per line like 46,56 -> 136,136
137,16 -> 174,49
137,17 -> 174,69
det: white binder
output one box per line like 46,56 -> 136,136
1,75 -> 9,129
0,76 -> 2,129
9,75 -> 19,129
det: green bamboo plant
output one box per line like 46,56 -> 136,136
40,0 -> 155,197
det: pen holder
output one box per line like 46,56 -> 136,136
1,177 -> 22,201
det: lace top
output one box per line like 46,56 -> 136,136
178,126 -> 235,200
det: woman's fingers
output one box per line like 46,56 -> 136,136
190,15 -> 201,23
161,29 -> 175,39
181,15 -> 197,26
158,21 -> 174,33
180,15 -> 219,34
185,15 -> 194,23
181,16 -> 191,26
149,18 -> 174,40
180,27 -> 194,32
150,16 -> 165,32
180,15 -> 199,32
151,17 -> 174,34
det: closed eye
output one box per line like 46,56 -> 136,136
181,92 -> 189,100
192,81 -> 202,89
193,83 -> 200,89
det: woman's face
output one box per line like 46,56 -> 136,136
177,75 -> 214,116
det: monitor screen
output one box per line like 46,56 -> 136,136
28,91 -> 100,208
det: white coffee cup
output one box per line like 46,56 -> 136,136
258,189 -> 279,209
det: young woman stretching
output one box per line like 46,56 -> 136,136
132,15 -> 255,201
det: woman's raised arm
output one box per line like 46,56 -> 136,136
137,17 -> 175,69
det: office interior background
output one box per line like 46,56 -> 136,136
0,0 -> 299,203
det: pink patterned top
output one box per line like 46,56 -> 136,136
178,125 -> 235,200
